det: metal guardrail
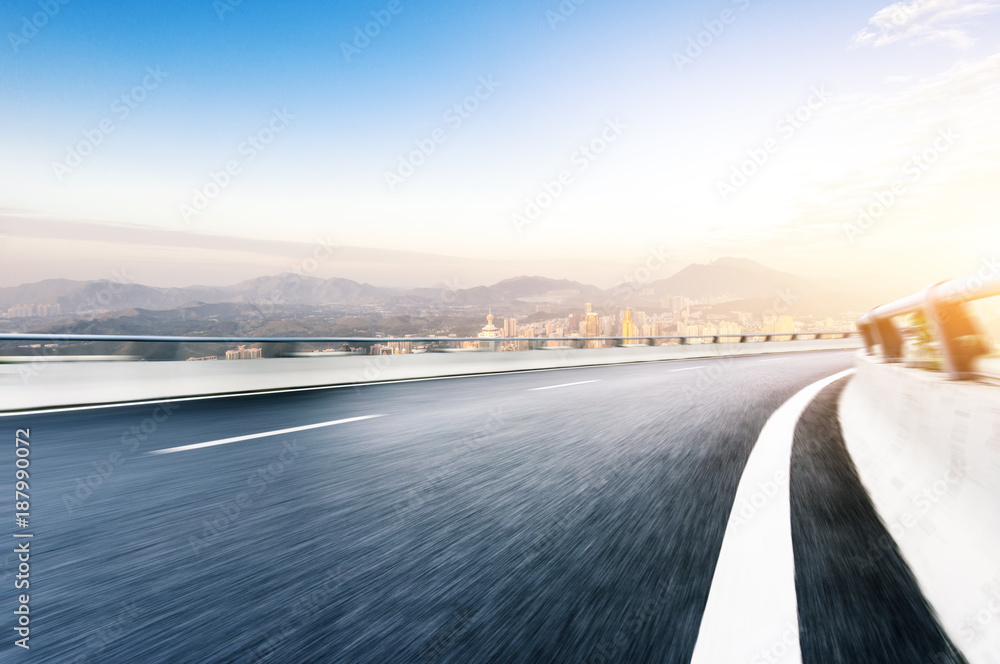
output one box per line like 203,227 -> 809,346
857,270 -> 1000,378
0,331 -> 860,355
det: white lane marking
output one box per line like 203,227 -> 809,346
528,380 -> 599,391
147,414 -> 385,455
690,368 -> 855,664
668,366 -> 706,372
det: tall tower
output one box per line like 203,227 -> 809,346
622,308 -> 637,341
478,308 -> 502,350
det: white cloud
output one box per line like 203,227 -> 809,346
852,0 -> 1000,49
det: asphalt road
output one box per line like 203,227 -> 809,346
0,349 -> 947,663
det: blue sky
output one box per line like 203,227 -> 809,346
2,0 -> 1000,288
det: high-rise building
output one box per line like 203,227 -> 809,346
503,317 -> 517,338
776,316 -> 795,334
621,308 -> 638,341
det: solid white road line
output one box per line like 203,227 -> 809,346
668,366 -> 706,372
690,368 -> 855,664
527,380 -> 600,391
147,414 -> 385,455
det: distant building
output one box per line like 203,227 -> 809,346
386,340 -> 412,354
621,308 -> 638,341
503,317 -> 518,338
478,309 -> 502,350
585,311 -> 600,346
225,346 -> 262,360
186,356 -> 218,361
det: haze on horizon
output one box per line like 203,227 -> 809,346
1,0 -> 999,294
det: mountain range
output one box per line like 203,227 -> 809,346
0,258 -> 874,319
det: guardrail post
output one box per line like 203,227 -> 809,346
926,293 -> 990,378
872,317 -> 903,362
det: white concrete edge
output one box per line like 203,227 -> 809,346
0,338 -> 861,413
839,354 -> 1000,664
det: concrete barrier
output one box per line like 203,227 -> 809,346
840,354 -> 1000,663
0,337 -> 860,412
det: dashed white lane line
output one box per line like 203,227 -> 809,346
147,414 -> 386,455
690,368 -> 855,664
668,366 -> 706,372
527,380 -> 600,391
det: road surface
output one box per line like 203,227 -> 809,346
0,350 -> 963,663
